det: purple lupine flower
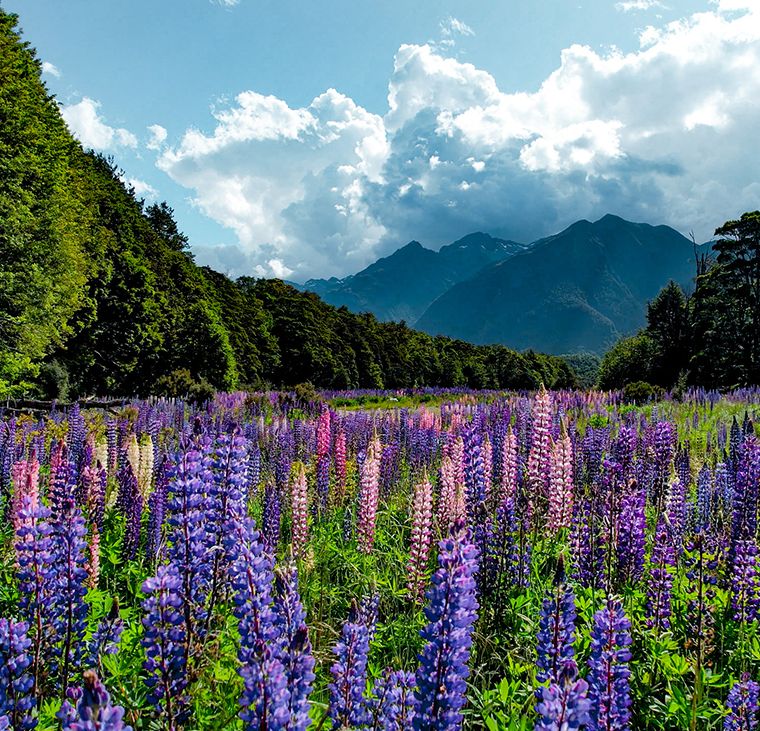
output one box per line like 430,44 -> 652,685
646,520 -> 676,631
570,499 -> 604,590
87,599 -> 124,674
535,670 -> 591,731
413,521 -> 479,731
725,674 -> 760,731
166,446 -> 212,645
536,562 -> 577,686
368,669 -> 415,731
224,517 -> 288,730
329,604 -> 371,729
316,407 -> 331,509
696,463 -> 714,532
273,565 -> 315,731
463,426 -> 485,517
356,591 -> 380,643
587,598 -> 632,731
61,670 -> 132,731
616,489 -> 646,585
0,618 -> 36,730
50,499 -> 89,691
732,539 -> 760,624
145,457 -> 172,564
141,564 -> 189,729
334,429 -> 347,506
118,463 -> 143,562
262,480 -> 283,554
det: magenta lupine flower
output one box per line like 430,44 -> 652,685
547,427 -> 573,534
334,429 -> 347,506
499,427 -> 518,505
290,464 -> 309,558
527,387 -> 553,502
316,407 -> 331,509
413,521 -> 479,731
407,476 -> 434,601
357,436 -> 381,554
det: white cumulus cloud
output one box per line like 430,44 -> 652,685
156,2 -> 760,280
42,61 -> 61,77
61,98 -> 138,150
616,0 -> 665,12
146,124 -> 168,150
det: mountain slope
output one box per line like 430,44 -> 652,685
416,215 -> 698,354
301,233 -> 526,322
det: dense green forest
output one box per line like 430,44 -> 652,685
599,210 -> 760,392
0,11 -> 576,398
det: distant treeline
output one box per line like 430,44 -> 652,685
599,210 -> 760,393
0,11 -> 576,399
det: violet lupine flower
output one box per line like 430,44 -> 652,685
290,464 -> 309,558
587,598 -> 632,731
166,446 -> 213,642
482,436 -> 493,507
0,618 -> 36,730
357,436 -> 382,554
263,480 -> 283,554
570,499 -> 604,590
731,539 -> 760,624
15,496 -> 55,692
141,564 -> 189,729
413,521 -> 479,731
368,669 -> 416,731
118,464 -> 143,562
536,563 -> 577,686
547,426 -> 574,534
84,462 -> 107,532
646,519 -> 675,631
273,565 -> 315,731
224,517 -> 288,730
463,426 -> 485,518
357,591 -> 380,643
87,599 -> 124,674
329,604 -> 372,729
145,458 -> 171,564
616,489 -> 646,585
696,463 -> 715,532
725,675 -> 760,731
50,500 -> 90,691
407,476 -> 434,601
534,671 -> 591,731
61,670 -> 132,731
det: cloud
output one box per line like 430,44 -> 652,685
146,124 -> 168,150
41,61 -> 61,77
157,2 -> 760,280
61,97 -> 138,150
211,0 -> 240,6
126,177 -> 159,200
615,0 -> 664,12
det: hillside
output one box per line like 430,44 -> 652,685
300,233 -> 526,323
0,10 -> 574,397
416,215 -> 698,354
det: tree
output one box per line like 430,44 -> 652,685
597,333 -> 657,390
645,281 -> 689,387
145,202 -> 190,253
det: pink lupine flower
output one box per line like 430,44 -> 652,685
317,408 -> 331,457
357,436 -> 382,554
437,454 -> 457,531
499,427 -> 518,505
291,464 -> 309,557
407,476 -> 434,601
547,424 -> 574,534
334,429 -> 347,505
527,386 -> 553,501
11,457 -> 39,534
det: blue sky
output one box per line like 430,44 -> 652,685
6,0 -> 760,279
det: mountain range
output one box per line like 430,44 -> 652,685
298,233 -> 526,323
300,215 -> 700,355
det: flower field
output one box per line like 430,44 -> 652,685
2,388 -> 760,730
